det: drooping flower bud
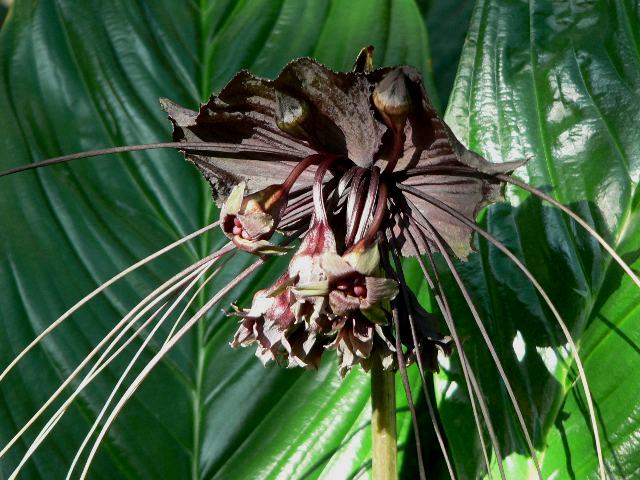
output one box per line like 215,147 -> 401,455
230,274 -> 297,365
220,182 -> 289,255
398,289 -> 452,372
275,91 -> 311,140
288,218 -> 337,315
312,241 -> 399,325
372,68 -> 411,132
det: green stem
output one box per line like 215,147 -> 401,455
371,362 -> 397,480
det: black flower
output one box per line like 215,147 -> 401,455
163,47 -> 522,374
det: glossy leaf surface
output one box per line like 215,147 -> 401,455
440,0 -> 640,478
0,1 -> 434,478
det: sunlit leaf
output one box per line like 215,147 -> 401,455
440,0 -> 640,478
0,1 -> 436,478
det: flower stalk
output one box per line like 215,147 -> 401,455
371,361 -> 397,480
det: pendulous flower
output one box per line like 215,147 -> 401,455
220,181 -> 289,255
4,42 -> 633,478
163,45 -> 524,377
321,241 -> 399,324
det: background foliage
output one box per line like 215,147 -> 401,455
0,0 -> 638,478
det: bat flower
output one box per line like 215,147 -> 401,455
160,47 -> 622,479
295,241 -> 399,325
5,44 -> 633,478
158,44 -> 532,386
163,48 -> 523,261
323,242 -> 398,324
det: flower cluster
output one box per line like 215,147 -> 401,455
231,216 -> 400,375
164,46 -> 521,375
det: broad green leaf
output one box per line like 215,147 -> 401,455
440,0 -> 640,478
0,1 -> 436,478
420,0 -> 475,107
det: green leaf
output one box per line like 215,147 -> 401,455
440,0 -> 640,478
420,0 -> 475,107
0,1 -> 435,478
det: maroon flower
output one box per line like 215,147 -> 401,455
230,273 -> 297,365
220,182 -> 290,255
163,46 -> 522,375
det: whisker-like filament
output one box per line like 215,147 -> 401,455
0,248 -> 230,459
162,259 -> 234,347
390,302 -> 427,480
403,192 -> 544,479
378,234 -> 427,479
404,214 -> 504,480
0,222 -> 224,383
10,303 -> 178,478
495,174 -> 640,291
281,188 -> 313,216
404,185 -> 607,479
398,219 -> 504,479
10,257 -> 220,478
401,166 -> 640,291
419,219 -> 541,476
384,230 -> 457,480
78,258 -> 265,478
0,142 -> 305,178
65,261 -> 228,479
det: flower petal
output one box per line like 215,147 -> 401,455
343,243 -> 380,276
361,304 -> 390,325
293,280 -> 330,297
289,219 -> 337,284
162,70 -> 317,204
320,252 -> 353,278
230,318 -> 256,347
222,182 -> 245,215
365,277 -> 399,304
237,211 -> 274,238
232,237 -> 290,255
274,58 -> 386,167
328,291 -> 361,316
